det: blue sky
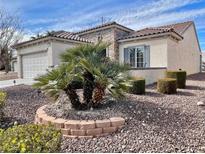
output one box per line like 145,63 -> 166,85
1,0 -> 205,52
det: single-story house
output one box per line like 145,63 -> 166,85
13,21 -> 202,84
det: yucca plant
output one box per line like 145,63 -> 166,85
34,42 -> 132,110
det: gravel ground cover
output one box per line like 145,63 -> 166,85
1,73 -> 205,152
0,85 -> 48,128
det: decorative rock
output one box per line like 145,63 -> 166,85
197,101 -> 205,106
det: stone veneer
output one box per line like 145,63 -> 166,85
78,27 -> 130,60
35,105 -> 125,138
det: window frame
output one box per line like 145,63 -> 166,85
124,45 -> 150,68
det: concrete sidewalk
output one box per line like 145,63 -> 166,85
0,79 -> 35,88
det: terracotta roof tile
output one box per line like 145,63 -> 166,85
118,21 -> 192,41
75,21 -> 134,35
13,31 -> 91,48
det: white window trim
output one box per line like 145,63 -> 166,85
124,45 -> 150,68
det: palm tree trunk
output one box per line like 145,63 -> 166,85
93,83 -> 105,106
64,84 -> 81,110
83,71 -> 95,109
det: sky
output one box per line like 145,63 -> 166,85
0,0 -> 205,52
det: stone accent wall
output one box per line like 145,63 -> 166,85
114,28 -> 130,60
35,105 -> 125,138
78,28 -> 130,60
78,29 -> 116,59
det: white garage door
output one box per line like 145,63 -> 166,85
22,52 -> 48,79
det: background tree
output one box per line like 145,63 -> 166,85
0,10 -> 23,72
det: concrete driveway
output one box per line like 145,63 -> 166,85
0,79 -> 35,88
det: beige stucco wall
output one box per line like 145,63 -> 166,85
202,52 -> 205,62
167,24 -> 201,75
51,40 -> 77,66
129,68 -> 166,85
118,37 -> 168,67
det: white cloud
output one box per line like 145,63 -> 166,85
4,0 -> 204,34
50,0 -> 203,32
126,8 -> 205,30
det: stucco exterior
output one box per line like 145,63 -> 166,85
119,37 -> 168,67
51,40 -> 77,66
202,52 -> 205,62
129,68 -> 167,85
167,24 -> 201,74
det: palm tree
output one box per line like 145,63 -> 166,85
34,42 -> 132,110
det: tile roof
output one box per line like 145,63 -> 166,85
75,21 -> 134,35
13,31 -> 90,48
118,21 -> 193,41
50,30 -> 91,42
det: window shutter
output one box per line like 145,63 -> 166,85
145,46 -> 150,67
124,48 -> 129,64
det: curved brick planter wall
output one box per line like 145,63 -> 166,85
35,105 -> 125,138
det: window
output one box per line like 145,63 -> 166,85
124,45 -> 150,68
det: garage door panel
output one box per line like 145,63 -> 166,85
22,52 -> 48,79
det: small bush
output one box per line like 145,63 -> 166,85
0,91 -> 6,121
0,124 -> 61,153
157,78 -> 177,94
0,129 -> 3,136
166,70 -> 186,88
129,77 -> 145,94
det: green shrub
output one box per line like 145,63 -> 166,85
0,91 -> 6,108
0,124 -> 61,153
0,129 -> 3,137
157,78 -> 177,94
166,70 -> 186,88
0,91 -> 6,121
129,77 -> 145,94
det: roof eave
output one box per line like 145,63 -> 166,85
13,36 -> 90,49
118,32 -> 183,43
76,24 -> 134,36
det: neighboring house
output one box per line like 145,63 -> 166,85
13,21 -> 202,84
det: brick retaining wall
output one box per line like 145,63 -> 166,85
35,105 -> 125,138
